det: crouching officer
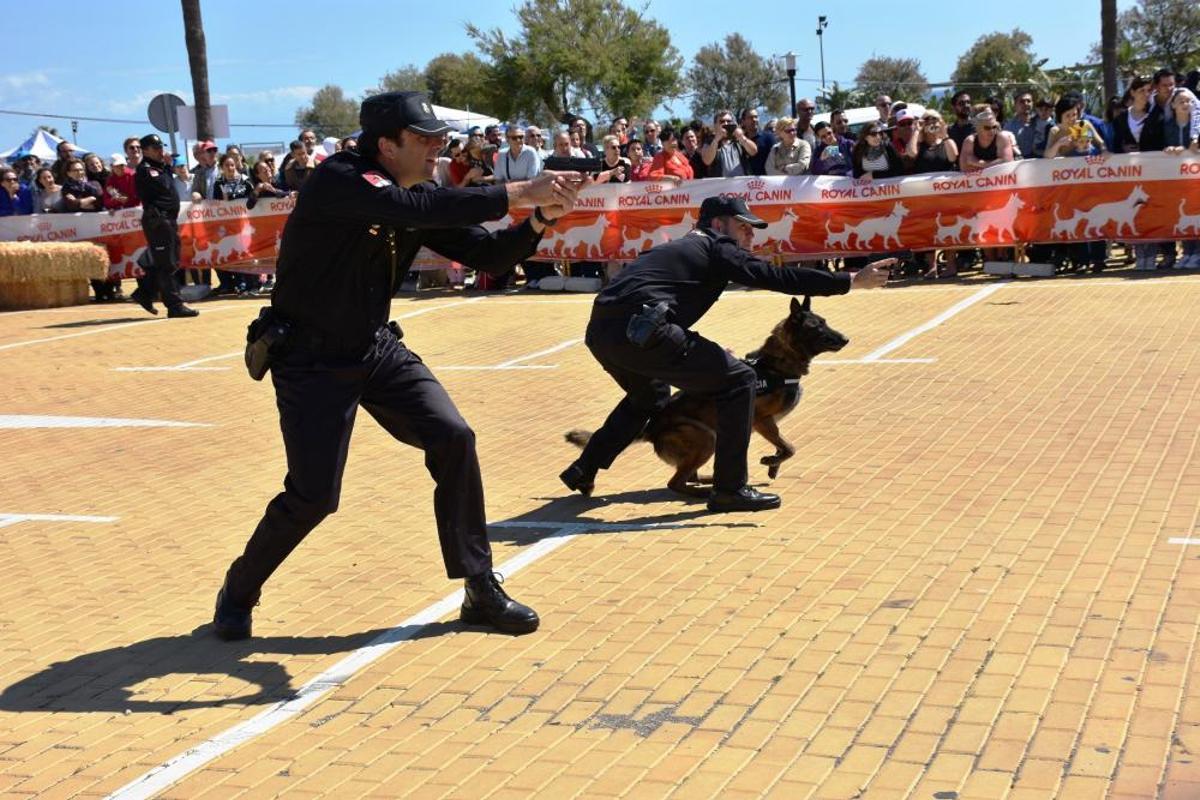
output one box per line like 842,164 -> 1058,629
212,91 -> 581,640
561,196 -> 892,512
131,134 -> 197,318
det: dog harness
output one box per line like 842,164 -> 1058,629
745,357 -> 803,406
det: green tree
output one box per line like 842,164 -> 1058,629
820,82 -> 855,113
1113,0 -> 1200,73
373,64 -> 429,95
294,85 -> 360,138
854,57 -> 929,103
467,0 -> 682,126
423,53 -> 493,113
686,33 -> 788,120
951,29 -> 1048,106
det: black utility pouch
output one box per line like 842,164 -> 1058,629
245,307 -> 291,381
625,301 -> 670,348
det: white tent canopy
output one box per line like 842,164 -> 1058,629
430,104 -> 499,131
0,129 -> 85,162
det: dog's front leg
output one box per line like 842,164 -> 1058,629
754,417 -> 796,479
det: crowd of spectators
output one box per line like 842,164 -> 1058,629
1,67 -> 1198,295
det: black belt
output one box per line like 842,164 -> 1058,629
290,321 -> 403,359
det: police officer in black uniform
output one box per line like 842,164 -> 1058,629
560,196 -> 892,512
212,92 -> 581,640
131,134 -> 198,318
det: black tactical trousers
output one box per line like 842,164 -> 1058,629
577,315 -> 756,492
138,216 -> 186,310
224,329 -> 492,605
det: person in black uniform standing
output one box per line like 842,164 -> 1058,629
212,92 -> 581,640
130,134 -> 198,318
560,196 -> 892,512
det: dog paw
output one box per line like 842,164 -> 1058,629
767,465 -> 780,479
760,455 -> 781,467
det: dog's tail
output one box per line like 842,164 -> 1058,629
564,429 -> 592,449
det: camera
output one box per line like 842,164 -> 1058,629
723,123 -> 738,137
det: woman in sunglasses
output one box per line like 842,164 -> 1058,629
912,112 -> 961,278
850,122 -> 904,179
765,116 -> 811,176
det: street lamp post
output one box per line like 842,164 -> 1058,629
784,51 -> 797,118
816,16 -> 829,110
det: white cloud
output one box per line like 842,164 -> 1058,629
212,85 -> 320,105
0,71 -> 52,91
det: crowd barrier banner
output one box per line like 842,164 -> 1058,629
1,152 -> 1197,277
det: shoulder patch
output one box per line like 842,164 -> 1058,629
362,171 -> 393,188
148,169 -> 159,177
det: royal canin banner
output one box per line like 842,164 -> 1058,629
1,152 -> 1197,278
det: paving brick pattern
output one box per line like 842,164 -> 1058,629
0,273 -> 1198,798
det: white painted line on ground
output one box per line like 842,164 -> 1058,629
112,299 -> 487,372
817,358 -> 937,365
1168,538 -> 1200,545
107,525 -> 578,800
495,338 -> 583,368
115,366 -> 232,373
0,415 -> 211,429
862,282 -> 1008,362
436,365 -> 558,371
0,513 -> 118,527
0,305 -> 248,354
106,515 -> 708,800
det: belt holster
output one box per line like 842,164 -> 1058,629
245,307 -> 291,381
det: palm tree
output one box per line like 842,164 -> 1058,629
181,0 -> 213,141
1101,0 -> 1118,102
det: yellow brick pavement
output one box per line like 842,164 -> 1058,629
0,272 -> 1197,798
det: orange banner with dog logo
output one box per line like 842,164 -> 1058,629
2,152 -> 1197,276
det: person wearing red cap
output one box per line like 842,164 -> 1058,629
212,91 -> 585,641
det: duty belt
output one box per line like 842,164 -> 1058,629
289,321 -> 404,359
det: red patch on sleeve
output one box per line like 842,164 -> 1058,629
362,172 -> 393,188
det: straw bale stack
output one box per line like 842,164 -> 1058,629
0,241 -> 109,310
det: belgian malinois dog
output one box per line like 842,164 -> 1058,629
566,296 -> 849,496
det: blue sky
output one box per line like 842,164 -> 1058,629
0,0 -> 1133,161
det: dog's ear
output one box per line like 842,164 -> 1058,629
801,295 -> 811,313
790,297 -> 801,315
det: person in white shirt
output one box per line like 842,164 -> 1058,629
493,125 -> 542,183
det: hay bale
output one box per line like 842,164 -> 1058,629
0,241 -> 109,310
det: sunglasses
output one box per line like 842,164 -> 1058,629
983,124 -> 1000,131
784,127 -> 798,133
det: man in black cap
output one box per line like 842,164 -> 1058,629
131,133 -> 198,317
212,91 -> 581,640
561,196 -> 892,511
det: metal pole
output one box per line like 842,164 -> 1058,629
71,120 -> 78,144
817,16 -> 829,111
785,52 -> 797,117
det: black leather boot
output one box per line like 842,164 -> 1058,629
559,461 -> 595,496
167,304 -> 199,318
130,286 -> 158,315
461,572 -> 539,634
213,581 -> 259,641
707,486 -> 781,512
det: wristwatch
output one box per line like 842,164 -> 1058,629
534,206 -> 559,227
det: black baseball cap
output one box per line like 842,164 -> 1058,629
359,91 -> 454,136
139,133 -> 164,150
699,195 -> 767,229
